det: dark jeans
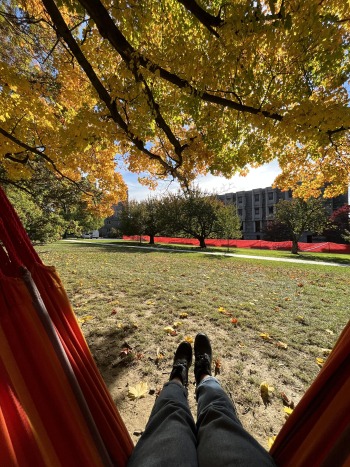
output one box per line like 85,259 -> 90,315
127,377 -> 275,467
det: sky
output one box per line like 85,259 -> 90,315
121,160 -> 282,201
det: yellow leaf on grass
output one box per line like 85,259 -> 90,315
284,406 -> 294,418
184,335 -> 194,344
164,326 -> 175,334
173,321 -> 182,328
128,382 -> 148,400
260,333 -> 273,341
218,306 -> 227,313
316,357 -> 325,367
260,382 -> 274,405
77,315 -> 94,324
179,312 -> 188,319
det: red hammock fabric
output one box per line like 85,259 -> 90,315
0,186 -> 133,466
270,320 -> 350,466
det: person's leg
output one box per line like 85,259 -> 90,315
127,342 -> 198,467
194,334 -> 275,467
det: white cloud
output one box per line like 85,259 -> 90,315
126,160 -> 282,201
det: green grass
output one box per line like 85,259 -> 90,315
36,241 -> 350,446
75,238 -> 350,265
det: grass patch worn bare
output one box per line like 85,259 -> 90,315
36,241 -> 350,448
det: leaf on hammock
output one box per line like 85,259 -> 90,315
128,382 -> 149,400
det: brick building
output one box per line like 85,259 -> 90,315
99,201 -> 125,237
217,187 -> 348,241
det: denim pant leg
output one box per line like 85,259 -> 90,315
196,377 -> 276,467
127,381 -> 198,467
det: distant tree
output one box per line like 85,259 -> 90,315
326,205 -> 350,243
262,220 -> 292,242
2,162 -> 103,242
275,198 -> 328,254
120,198 -> 165,244
6,188 -> 66,243
214,204 -> 242,243
162,188 -> 241,248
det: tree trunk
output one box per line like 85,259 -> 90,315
291,238 -> 299,254
199,237 -> 206,248
149,234 -> 155,245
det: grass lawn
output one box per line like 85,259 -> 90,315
36,241 -> 350,448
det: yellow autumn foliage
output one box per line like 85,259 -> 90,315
0,0 -> 349,201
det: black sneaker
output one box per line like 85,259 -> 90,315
194,333 -> 212,385
169,341 -> 192,386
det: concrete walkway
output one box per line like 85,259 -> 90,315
63,240 -> 349,267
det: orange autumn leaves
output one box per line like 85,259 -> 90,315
218,306 -> 239,327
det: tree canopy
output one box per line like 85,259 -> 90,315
1,0 -> 350,204
275,197 -> 328,253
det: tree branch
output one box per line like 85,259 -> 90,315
176,0 -> 222,38
41,0 -> 188,182
0,126 -> 92,196
77,0 -> 284,122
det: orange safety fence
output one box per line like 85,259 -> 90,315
0,186 -> 133,467
123,236 -> 350,254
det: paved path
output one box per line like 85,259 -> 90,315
63,240 -> 349,267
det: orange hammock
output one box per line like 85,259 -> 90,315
0,186 -> 349,466
0,187 -> 133,466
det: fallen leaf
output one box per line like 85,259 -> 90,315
276,341 -> 288,350
260,382 -> 275,405
316,357 -> 325,367
179,312 -> 188,319
296,315 -> 306,324
128,382 -> 148,400
284,406 -> 294,418
231,318 -> 238,326
214,358 -> 221,376
325,329 -> 334,335
164,326 -> 175,334
77,315 -> 94,324
260,333 -> 273,341
184,335 -> 194,344
268,436 -> 277,449
120,347 -> 133,358
297,283 -> 304,287
155,348 -> 164,364
173,321 -> 182,328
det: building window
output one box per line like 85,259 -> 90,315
254,194 -> 259,202
238,209 -> 242,216
268,206 -> 274,215
255,221 -> 261,232
268,192 -> 274,201
255,208 -> 259,215
238,196 -> 242,204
